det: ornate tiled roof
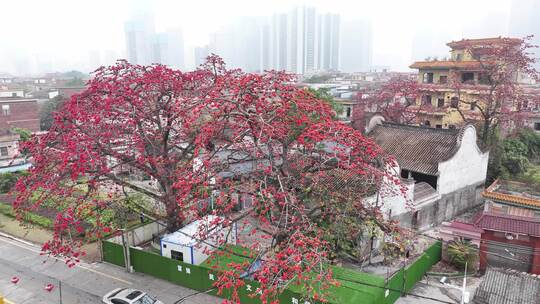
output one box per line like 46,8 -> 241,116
474,212 -> 540,237
368,122 -> 464,176
447,37 -> 522,49
409,60 -> 483,69
483,179 -> 540,209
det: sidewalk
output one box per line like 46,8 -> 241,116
0,232 -> 220,304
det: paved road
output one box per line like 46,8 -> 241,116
395,276 -> 481,304
0,234 -> 220,304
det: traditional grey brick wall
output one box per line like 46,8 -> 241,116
393,181 -> 485,230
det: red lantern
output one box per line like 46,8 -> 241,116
44,283 -> 54,292
11,276 -> 19,284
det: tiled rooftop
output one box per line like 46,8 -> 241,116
483,179 -> 540,209
409,60 -> 483,69
368,122 -> 464,176
473,268 -> 540,304
446,37 -> 522,49
474,212 -> 540,237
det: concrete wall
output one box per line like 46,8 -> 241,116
394,181 -> 485,230
365,163 -> 414,218
437,126 -> 489,195
108,221 -> 166,246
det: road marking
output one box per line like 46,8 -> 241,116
1,296 -> 16,304
0,236 -> 132,285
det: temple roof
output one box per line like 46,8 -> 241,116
409,60 -> 483,70
447,37 -> 522,49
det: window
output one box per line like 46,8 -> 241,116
422,95 -> 432,105
424,120 -> 431,126
162,244 -> 167,248
456,53 -> 462,61
439,75 -> 447,84
171,250 -> 184,262
0,147 -> 8,157
450,97 -> 459,108
2,105 -> 10,116
534,122 -> 540,131
423,72 -> 434,84
134,295 -> 157,304
345,106 -> 352,118
400,169 -> 410,179
437,98 -> 444,108
461,72 -> 474,84
478,73 -> 491,85
470,102 -> 476,111
412,211 -> 419,228
435,124 -> 442,129
449,125 -> 456,129
11,92 -> 16,97
126,291 -> 143,300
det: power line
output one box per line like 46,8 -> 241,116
418,232 -> 540,263
331,276 -> 456,304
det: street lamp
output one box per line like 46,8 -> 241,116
439,262 -> 469,304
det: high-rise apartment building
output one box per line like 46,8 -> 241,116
124,13 -> 156,65
125,14 -> 184,69
340,19 -> 372,72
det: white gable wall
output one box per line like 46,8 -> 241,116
366,163 -> 414,218
437,126 -> 489,195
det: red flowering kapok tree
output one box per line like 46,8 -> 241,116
15,56 -> 400,302
351,78 -> 425,130
15,59 -> 228,259
192,63 -> 401,302
448,36 -> 539,146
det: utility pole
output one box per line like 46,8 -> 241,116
460,262 -> 468,304
120,229 -> 132,273
59,280 -> 63,304
440,261 -> 469,304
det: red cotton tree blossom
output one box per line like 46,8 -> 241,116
351,78 -> 425,130
15,56 -> 401,303
448,36 -> 540,147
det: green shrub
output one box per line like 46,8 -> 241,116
0,203 -> 53,228
0,173 -> 19,193
516,128 -> 540,161
500,138 -> 529,175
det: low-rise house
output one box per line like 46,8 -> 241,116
0,89 -> 24,98
473,268 -> 540,304
367,116 -> 489,230
0,97 -> 40,171
48,86 -> 86,100
160,215 -> 237,265
475,179 -> 540,274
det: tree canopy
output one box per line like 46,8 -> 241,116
15,56 -> 400,302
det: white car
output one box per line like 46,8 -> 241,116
102,288 -> 163,304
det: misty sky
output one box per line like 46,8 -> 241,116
0,0 -> 529,74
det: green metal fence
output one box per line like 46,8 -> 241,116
101,240 -> 442,304
102,239 -> 125,267
383,241 -> 442,304
403,241 -> 442,292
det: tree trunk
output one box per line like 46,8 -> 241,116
481,119 -> 491,149
163,182 -> 183,233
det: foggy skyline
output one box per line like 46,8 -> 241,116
0,0 -> 537,75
